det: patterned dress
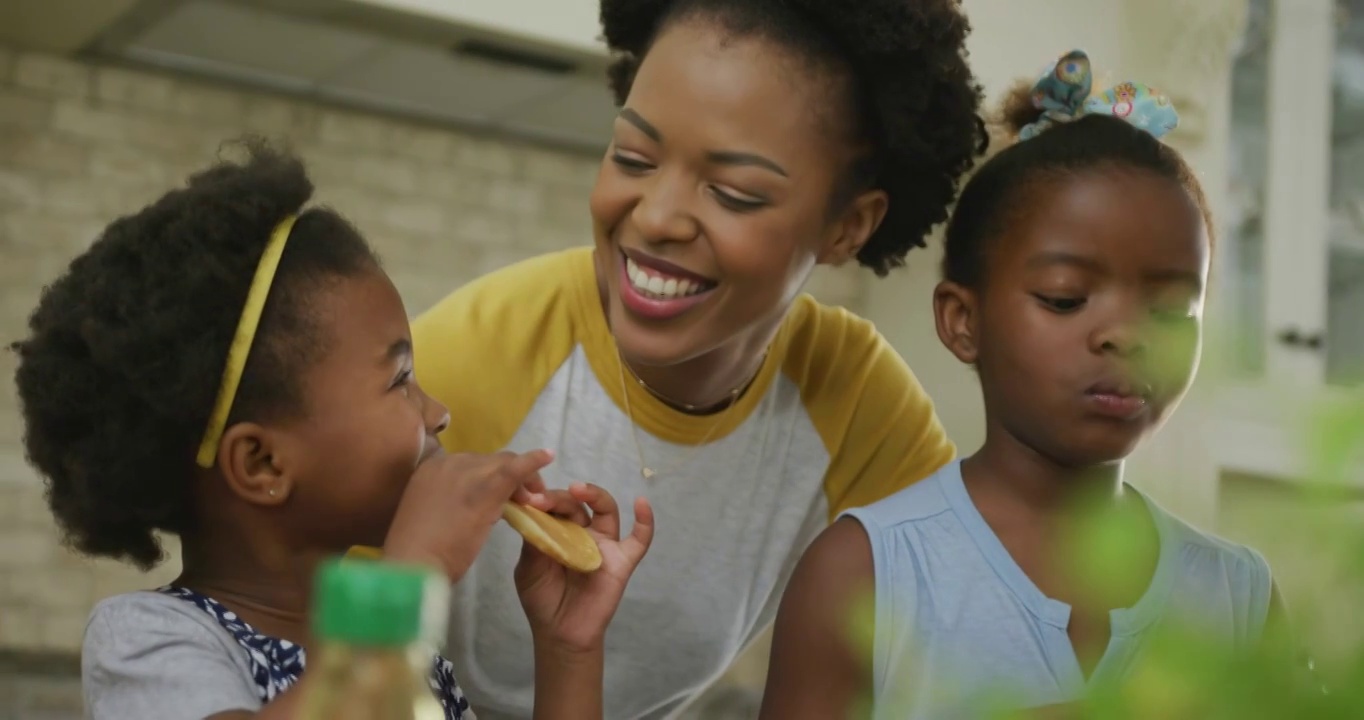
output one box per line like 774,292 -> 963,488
158,586 -> 474,718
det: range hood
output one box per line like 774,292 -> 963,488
79,0 -> 617,151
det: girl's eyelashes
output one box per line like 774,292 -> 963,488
1033,294 -> 1086,313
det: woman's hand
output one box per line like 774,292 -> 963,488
514,483 -> 654,654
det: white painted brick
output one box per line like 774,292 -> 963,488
318,110 -> 392,150
50,101 -> 198,154
540,190 -> 591,232
413,166 -> 486,204
14,487 -> 56,529
448,209 -> 515,247
0,90 -> 52,129
379,199 -> 447,237
244,95 -> 317,139
40,176 -> 159,219
451,137 -> 518,176
520,148 -> 598,188
40,609 -> 88,651
0,486 -> 19,525
484,178 -> 545,218
390,126 -> 457,163
12,54 -> 89,98
351,153 -> 421,195
8,567 -> 93,610
93,66 -> 175,110
0,169 -> 43,211
170,84 -> 247,124
0,606 -> 44,649
2,211 -> 102,256
87,144 -> 172,186
0,44 -> 14,84
1,528 -> 58,568
0,130 -> 88,176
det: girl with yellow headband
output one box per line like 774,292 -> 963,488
11,139 -> 651,719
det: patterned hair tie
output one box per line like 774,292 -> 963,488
1017,49 -> 1179,141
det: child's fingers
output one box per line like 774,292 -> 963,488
503,449 -> 555,480
571,483 -> 620,540
619,496 -> 655,567
537,488 -> 590,526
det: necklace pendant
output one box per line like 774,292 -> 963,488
641,467 -> 656,479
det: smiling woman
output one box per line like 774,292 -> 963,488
409,0 -> 987,717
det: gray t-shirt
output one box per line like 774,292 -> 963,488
82,591 -> 262,719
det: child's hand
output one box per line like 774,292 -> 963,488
514,483 -> 654,654
383,449 -> 555,582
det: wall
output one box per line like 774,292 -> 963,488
0,43 -> 864,662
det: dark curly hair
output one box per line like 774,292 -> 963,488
11,139 -> 379,569
599,0 -> 988,276
942,82 -> 1213,289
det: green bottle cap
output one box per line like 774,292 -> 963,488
311,558 -> 447,647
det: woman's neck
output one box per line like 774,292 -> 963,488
175,532 -> 325,647
623,333 -> 772,414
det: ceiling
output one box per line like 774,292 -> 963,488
11,0 -> 620,152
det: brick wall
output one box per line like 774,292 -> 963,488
0,41 -> 861,710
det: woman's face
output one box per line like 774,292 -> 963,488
589,18 -> 885,368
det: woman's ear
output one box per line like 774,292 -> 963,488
216,422 -> 294,506
934,280 -> 981,365
816,188 -> 889,267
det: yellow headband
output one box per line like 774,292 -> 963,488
195,214 -> 298,468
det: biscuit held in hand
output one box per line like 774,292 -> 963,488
501,501 -> 602,573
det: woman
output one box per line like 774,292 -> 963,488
411,0 -> 987,716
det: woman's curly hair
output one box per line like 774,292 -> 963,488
11,139 -> 378,569
599,0 -> 988,276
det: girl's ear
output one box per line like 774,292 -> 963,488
217,422 -> 295,506
934,280 -> 981,364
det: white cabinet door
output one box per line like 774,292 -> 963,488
1224,0 -> 1363,389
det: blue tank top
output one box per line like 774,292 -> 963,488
841,460 -> 1272,719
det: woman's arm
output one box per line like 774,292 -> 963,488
759,518 -> 877,719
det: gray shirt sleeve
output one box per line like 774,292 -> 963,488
82,592 -> 262,720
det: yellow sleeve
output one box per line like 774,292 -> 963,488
409,248 -> 592,453
784,296 -> 956,521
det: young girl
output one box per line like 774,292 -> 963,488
758,50 -> 1286,719
11,140 -> 653,720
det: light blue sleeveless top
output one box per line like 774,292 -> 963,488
841,460 -> 1272,719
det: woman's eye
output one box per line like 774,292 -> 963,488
610,153 -> 653,172
711,187 -> 767,212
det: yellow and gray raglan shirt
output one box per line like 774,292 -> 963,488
411,247 -> 954,720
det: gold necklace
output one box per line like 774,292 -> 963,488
615,351 -> 750,480
621,356 -> 747,413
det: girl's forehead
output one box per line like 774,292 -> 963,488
1001,171 -> 1208,274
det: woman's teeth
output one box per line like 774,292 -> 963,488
626,257 -> 712,299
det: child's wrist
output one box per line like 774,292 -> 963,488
532,633 -> 604,666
